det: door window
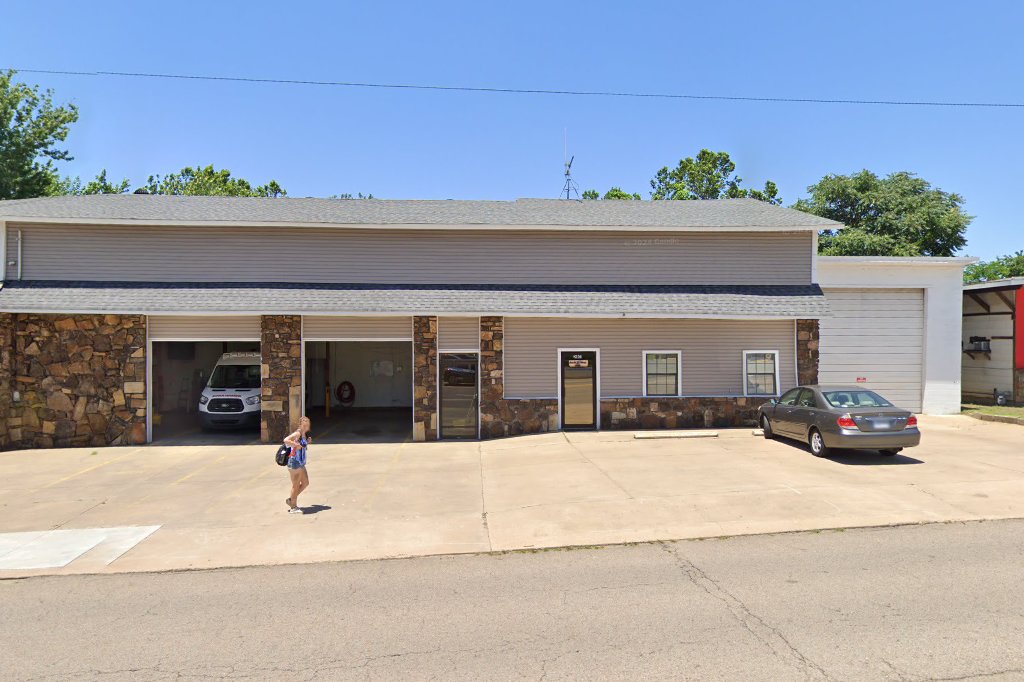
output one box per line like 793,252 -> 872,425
561,351 -> 597,429
778,388 -> 801,406
439,353 -> 478,439
797,389 -> 817,408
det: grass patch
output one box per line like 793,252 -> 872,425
962,403 -> 1024,419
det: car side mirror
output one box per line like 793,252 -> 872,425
768,398 -> 777,405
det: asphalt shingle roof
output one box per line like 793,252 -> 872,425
0,195 -> 841,229
0,281 -> 831,318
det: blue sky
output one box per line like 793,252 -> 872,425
2,1 -> 1021,259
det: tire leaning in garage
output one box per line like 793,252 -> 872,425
761,415 -> 774,439
809,428 -> 829,458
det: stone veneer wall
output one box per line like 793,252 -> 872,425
601,396 -> 769,430
479,316 -> 559,438
796,319 -> 820,386
261,315 -> 302,443
413,316 -> 438,441
4,314 -> 146,449
0,313 -> 13,450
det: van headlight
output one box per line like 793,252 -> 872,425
245,396 -> 260,406
199,396 -> 209,405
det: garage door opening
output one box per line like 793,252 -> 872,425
304,341 -> 413,443
151,341 -> 261,444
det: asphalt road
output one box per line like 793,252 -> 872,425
4,520 -> 1024,681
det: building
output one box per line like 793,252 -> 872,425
0,196 -> 973,450
962,277 -> 1024,403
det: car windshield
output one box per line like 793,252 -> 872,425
822,390 -> 893,409
209,364 -> 261,389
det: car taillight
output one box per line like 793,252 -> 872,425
837,414 -> 858,429
906,415 -> 918,429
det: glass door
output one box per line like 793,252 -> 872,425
439,353 -> 479,439
560,350 -> 597,430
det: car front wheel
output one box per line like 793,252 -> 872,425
761,415 -> 774,439
809,429 -> 828,458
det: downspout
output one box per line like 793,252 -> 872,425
17,229 -> 23,280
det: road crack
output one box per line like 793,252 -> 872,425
659,541 -> 834,681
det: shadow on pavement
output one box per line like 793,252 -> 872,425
773,439 -> 924,465
298,505 -> 332,515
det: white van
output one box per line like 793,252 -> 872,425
198,352 -> 262,429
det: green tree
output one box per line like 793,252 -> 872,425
0,69 -> 80,200
144,165 -> 286,197
650,149 -> 781,204
54,169 -> 131,195
794,170 -> 971,257
964,251 -> 1024,283
330,192 -> 375,199
582,187 -> 641,200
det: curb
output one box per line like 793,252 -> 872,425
966,412 -> 1024,426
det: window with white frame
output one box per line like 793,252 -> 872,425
643,351 -> 681,396
743,350 -> 780,396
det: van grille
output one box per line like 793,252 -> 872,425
208,398 -> 244,413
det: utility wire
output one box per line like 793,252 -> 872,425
10,67 -> 1024,109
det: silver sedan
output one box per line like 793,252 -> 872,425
757,385 -> 921,457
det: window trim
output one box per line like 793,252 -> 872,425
642,350 -> 682,397
742,349 -> 781,397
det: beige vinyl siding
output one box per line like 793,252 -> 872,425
302,316 -> 411,340
819,289 -> 924,412
438,317 -> 479,350
503,318 -> 796,398
148,315 -> 261,340
7,223 -> 812,285
962,292 -> 1015,396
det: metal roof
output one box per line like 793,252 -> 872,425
0,281 -> 832,318
0,195 -> 841,230
963,277 -> 1024,291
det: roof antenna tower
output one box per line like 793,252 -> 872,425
561,128 -> 580,200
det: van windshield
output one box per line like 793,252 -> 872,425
209,365 -> 261,389
822,390 -> 893,409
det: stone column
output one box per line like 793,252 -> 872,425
261,315 -> 302,443
413,316 -> 438,441
796,319 -> 820,386
479,316 -> 507,438
0,313 -> 13,450
6,314 -> 146,449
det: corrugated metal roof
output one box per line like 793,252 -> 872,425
963,277 -> 1024,291
0,281 -> 831,318
0,195 -> 841,229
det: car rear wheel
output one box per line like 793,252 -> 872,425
879,448 -> 902,456
809,429 -> 828,457
761,415 -> 774,439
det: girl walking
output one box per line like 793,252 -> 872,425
284,416 -> 312,514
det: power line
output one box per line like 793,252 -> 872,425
10,67 -> 1024,109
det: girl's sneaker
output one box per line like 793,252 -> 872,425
288,507 -> 302,514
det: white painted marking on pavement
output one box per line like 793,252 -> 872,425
0,525 -> 161,570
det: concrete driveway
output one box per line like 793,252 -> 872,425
2,415 -> 1023,577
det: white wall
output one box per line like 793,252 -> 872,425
961,292 -> 1015,397
817,257 -> 975,414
